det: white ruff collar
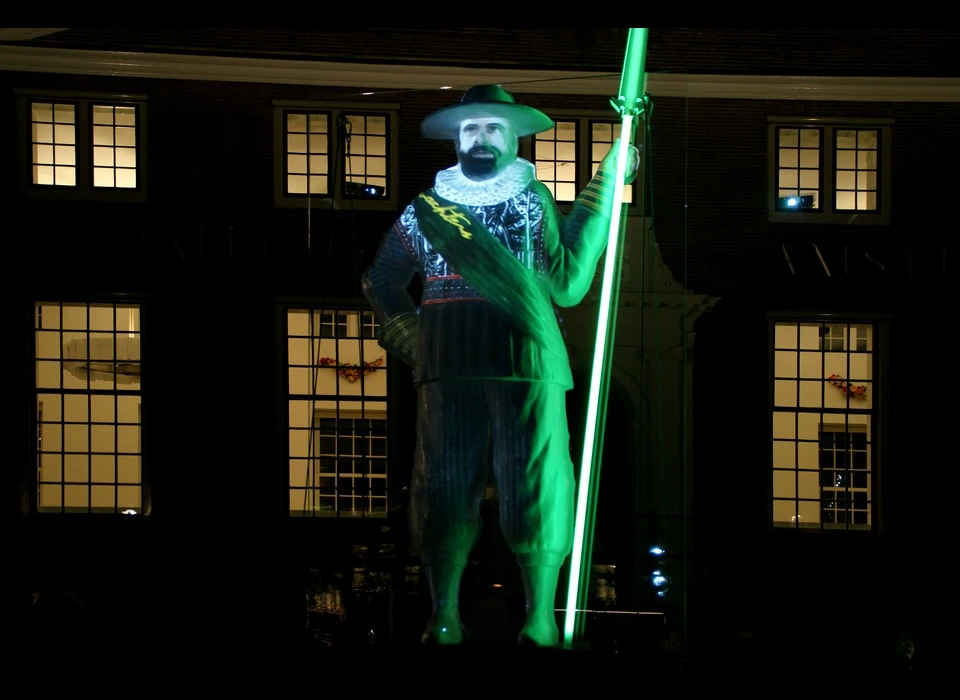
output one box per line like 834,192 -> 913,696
433,158 -> 535,206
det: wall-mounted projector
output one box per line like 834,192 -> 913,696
777,194 -> 815,210
345,182 -> 385,197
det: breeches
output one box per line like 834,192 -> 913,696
410,380 -> 575,567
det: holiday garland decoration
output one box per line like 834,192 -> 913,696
828,373 -> 867,399
318,355 -> 385,382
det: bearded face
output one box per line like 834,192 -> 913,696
457,117 -> 519,181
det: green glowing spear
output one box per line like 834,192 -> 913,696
563,27 -> 649,649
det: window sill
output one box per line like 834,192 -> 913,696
768,212 -> 890,226
20,186 -> 147,204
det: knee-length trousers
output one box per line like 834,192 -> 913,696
409,379 -> 576,568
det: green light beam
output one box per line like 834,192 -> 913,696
564,27 -> 648,650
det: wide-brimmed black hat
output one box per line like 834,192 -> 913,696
420,84 -> 554,140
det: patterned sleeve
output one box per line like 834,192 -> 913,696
361,203 -> 422,325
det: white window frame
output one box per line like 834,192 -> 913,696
273,100 -> 400,212
15,89 -> 148,203
520,109 -> 645,214
767,116 -> 892,225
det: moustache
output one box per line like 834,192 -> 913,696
465,146 -> 500,158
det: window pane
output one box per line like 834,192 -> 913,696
54,166 -> 76,186
309,176 -> 326,195
836,171 -> 856,190
771,320 -> 877,530
779,149 -> 798,167
858,192 -> 877,210
90,105 -> 139,190
288,154 -> 307,174
799,129 -> 820,148
799,149 -> 819,168
35,301 -> 143,514
835,128 -> 879,212
778,128 -> 798,147
286,111 -> 334,197
288,174 -> 307,194
308,114 -> 327,133
309,135 -> 327,153
287,113 -> 306,132
93,146 -> 114,166
116,126 -> 136,148
367,135 -> 386,157
775,126 -> 820,211
287,307 -> 388,517
836,150 -> 856,169
93,168 -> 115,187
115,106 -> 136,126
116,147 -> 136,168
535,119 -> 577,203
309,155 -> 328,175
34,144 -> 53,165
288,134 -> 307,153
93,125 -> 114,146
835,191 -> 856,210
54,124 -> 76,145
557,182 -> 577,202
115,169 -> 137,188
779,171 -> 798,188
31,102 -> 76,187
556,141 -> 576,163
33,123 -> 53,144
342,114 -> 388,199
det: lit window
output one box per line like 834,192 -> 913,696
285,112 -> 329,196
768,117 -> 891,224
20,94 -> 146,201
771,320 -> 878,531
30,102 -> 77,187
275,102 -> 398,210
92,104 -> 138,189
534,119 -> 578,202
34,301 -> 146,515
344,114 -> 388,198
775,127 -> 820,210
286,307 -> 389,517
835,128 -> 878,212
528,112 -> 642,208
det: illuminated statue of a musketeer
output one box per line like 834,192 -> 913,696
362,84 -> 638,647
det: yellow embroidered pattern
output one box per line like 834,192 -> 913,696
418,193 -> 474,240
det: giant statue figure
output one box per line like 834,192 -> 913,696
362,84 -> 638,647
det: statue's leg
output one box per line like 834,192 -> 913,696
410,380 -> 491,644
490,381 -> 575,647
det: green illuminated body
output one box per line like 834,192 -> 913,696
362,85 -> 637,647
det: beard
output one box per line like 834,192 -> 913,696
458,146 -> 506,181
